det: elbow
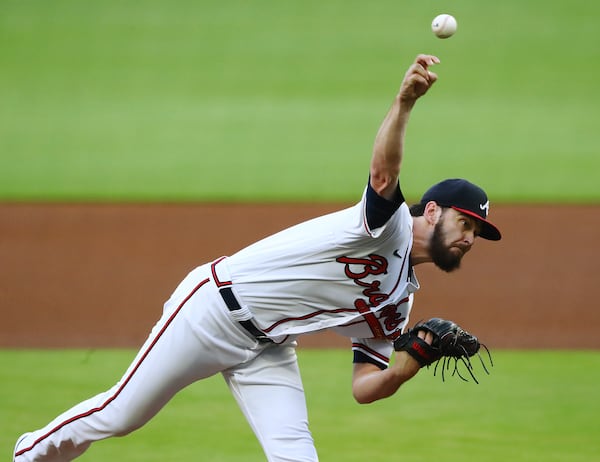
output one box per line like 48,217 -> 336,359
352,361 -> 398,404
353,392 -> 377,405
369,171 -> 400,201
352,386 -> 389,404
352,383 -> 376,404
370,169 -> 399,190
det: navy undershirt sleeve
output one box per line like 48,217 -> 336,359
353,350 -> 387,370
365,179 -> 405,230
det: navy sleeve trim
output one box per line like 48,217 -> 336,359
365,179 -> 405,230
353,350 -> 388,370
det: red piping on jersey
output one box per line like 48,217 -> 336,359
362,208 -> 374,238
261,306 -> 359,333
361,193 -> 374,238
388,245 -> 410,295
211,256 -> 230,287
15,278 -> 210,459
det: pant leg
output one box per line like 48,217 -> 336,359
223,344 -> 319,462
15,265 -> 263,462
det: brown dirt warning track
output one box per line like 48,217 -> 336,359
1,203 -> 599,349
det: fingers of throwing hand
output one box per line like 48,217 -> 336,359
415,54 -> 440,68
415,54 -> 440,82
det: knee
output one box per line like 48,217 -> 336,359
105,412 -> 145,437
262,431 -> 318,462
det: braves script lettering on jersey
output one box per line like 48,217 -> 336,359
336,253 -> 411,335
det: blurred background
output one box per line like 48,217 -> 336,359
1,2 -> 599,461
1,0 -> 598,202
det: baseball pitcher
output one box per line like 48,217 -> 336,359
14,54 -> 501,462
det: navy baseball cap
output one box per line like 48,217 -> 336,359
420,179 -> 501,241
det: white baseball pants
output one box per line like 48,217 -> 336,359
14,264 -> 318,461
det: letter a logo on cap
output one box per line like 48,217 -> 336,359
479,200 -> 490,217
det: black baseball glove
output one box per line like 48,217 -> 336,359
393,317 -> 492,383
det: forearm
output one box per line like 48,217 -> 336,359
369,54 -> 439,200
352,352 -> 421,404
369,96 -> 415,200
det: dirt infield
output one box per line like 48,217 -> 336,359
1,203 -> 599,349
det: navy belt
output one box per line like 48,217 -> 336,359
219,287 -> 273,343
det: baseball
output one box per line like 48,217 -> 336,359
431,14 -> 457,39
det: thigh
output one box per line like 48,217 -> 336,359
223,345 -> 319,462
90,269 -> 261,430
125,271 -> 259,415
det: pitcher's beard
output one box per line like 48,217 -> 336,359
430,222 -> 463,272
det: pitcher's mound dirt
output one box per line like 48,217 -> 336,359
1,203 -> 598,349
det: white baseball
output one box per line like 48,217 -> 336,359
431,14 -> 457,39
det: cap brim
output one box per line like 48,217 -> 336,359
452,206 -> 502,241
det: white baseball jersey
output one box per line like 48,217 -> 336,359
218,182 -> 420,368
13,182 -> 421,462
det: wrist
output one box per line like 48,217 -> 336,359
397,93 -> 417,109
392,350 -> 422,380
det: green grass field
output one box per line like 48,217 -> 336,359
1,0 -> 598,202
2,349 -> 599,461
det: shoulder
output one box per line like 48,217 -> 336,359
361,179 -> 411,237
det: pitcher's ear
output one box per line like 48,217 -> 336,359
423,201 -> 442,225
